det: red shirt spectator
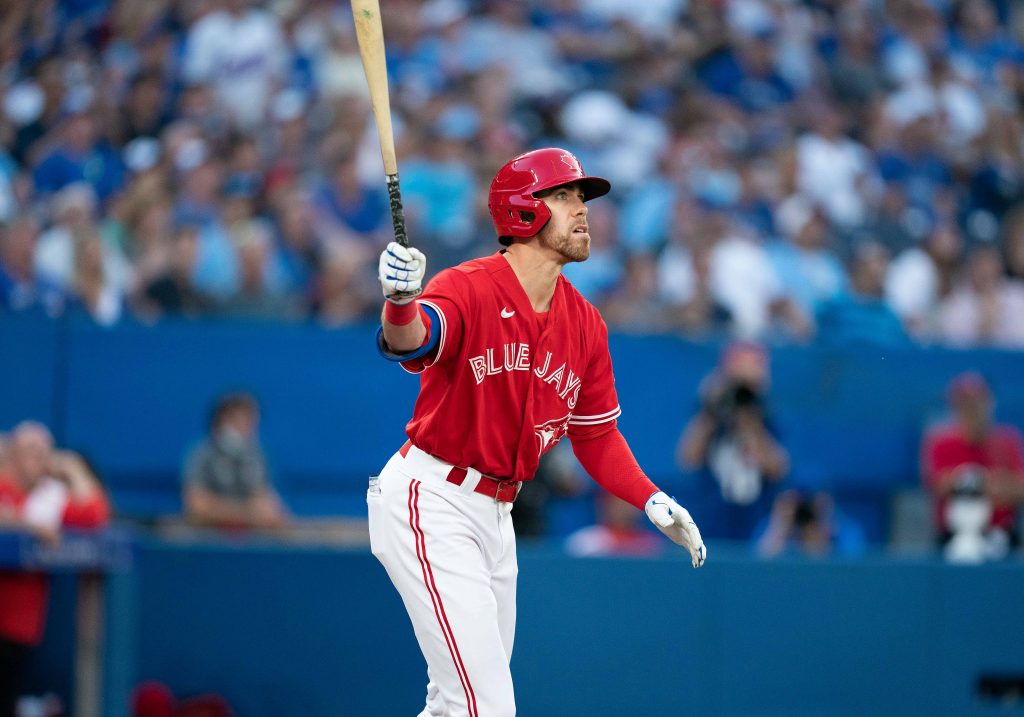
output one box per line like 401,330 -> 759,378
921,373 -> 1024,536
0,449 -> 110,646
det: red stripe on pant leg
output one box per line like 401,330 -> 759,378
412,482 -> 479,717
408,480 -> 478,717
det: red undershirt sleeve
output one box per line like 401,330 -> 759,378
569,421 -> 660,510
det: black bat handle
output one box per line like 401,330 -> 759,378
386,173 -> 409,248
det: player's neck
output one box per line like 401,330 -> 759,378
502,244 -> 562,312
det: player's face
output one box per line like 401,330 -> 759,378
536,183 -> 590,264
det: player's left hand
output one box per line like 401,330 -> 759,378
645,491 -> 707,568
379,241 -> 426,304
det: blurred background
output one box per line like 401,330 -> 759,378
1,0 -> 1024,715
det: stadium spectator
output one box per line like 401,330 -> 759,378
600,252 -> 672,332
677,341 -> 789,540
922,373 -> 1024,555
661,232 -> 733,338
181,0 -> 289,131
310,243 -> 376,327
0,215 -> 66,316
825,6 -> 886,109
218,220 -> 302,321
816,240 -> 909,347
34,182 -> 130,297
137,222 -> 214,319
794,102 -> 874,230
565,491 -> 663,558
310,148 -> 388,240
886,222 -> 965,338
753,489 -> 866,559
0,423 -> 110,717
31,98 -> 126,203
172,154 -> 238,299
269,189 -> 323,298
861,182 -> 922,257
1004,208 -> 1024,282
182,393 -> 289,531
67,228 -> 125,326
116,71 -> 172,145
937,243 -> 1024,348
768,194 -> 847,322
708,211 -> 811,340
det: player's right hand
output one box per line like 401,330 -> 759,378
645,491 -> 707,568
379,242 -> 425,304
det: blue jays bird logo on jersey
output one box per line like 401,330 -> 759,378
534,413 -> 572,457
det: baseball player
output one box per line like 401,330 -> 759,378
369,147 -> 706,717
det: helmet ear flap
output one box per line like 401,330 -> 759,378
503,194 -> 550,237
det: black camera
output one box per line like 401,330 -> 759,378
713,381 -> 762,418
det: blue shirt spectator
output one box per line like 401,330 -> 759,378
401,148 -> 475,243
311,152 -> 388,237
0,216 -> 67,316
33,110 -> 126,202
767,197 -> 847,319
816,240 -> 909,347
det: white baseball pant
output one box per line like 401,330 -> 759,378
368,444 -> 518,717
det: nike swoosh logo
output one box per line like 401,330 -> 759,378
500,307 -> 515,318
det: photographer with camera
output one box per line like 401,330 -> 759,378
677,341 -> 789,540
754,489 -> 865,559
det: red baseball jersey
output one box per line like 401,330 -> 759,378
922,422 -> 1024,531
400,252 -> 621,483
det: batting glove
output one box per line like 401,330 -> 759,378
645,491 -> 707,568
379,242 -> 426,304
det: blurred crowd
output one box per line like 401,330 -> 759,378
0,0 -> 1023,346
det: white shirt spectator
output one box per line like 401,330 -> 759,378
938,281 -> 1024,349
182,7 -> 288,129
656,243 -> 699,306
581,0 -> 684,39
796,132 -> 872,228
886,246 -> 938,325
34,226 -> 131,295
462,15 -> 571,98
884,79 -> 986,147
710,234 -> 783,338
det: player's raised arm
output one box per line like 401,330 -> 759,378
378,241 -> 427,353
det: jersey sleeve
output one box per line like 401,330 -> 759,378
568,313 -> 621,431
399,268 -> 466,374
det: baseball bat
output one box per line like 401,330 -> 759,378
350,0 -> 409,247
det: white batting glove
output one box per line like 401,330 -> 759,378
379,242 -> 426,304
645,491 -> 707,568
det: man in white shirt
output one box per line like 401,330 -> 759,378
182,0 -> 289,130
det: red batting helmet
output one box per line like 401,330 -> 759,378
488,148 -> 611,244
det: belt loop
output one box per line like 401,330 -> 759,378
457,467 -> 483,495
